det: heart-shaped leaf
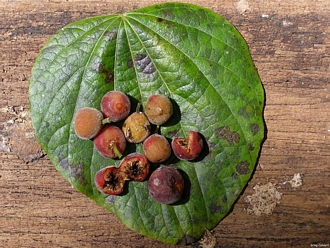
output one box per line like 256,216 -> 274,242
29,2 -> 264,244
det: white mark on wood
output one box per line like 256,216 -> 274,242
245,182 -> 282,216
199,229 -> 217,248
234,0 -> 249,14
0,106 -> 44,162
290,173 -> 303,188
282,20 -> 293,27
283,173 -> 303,188
257,163 -> 265,171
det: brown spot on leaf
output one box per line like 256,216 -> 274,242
248,143 -> 254,151
127,60 -> 133,68
236,161 -> 250,174
156,17 -> 172,28
208,141 -> 216,150
231,172 -> 238,180
134,54 -> 155,74
238,106 -> 249,119
104,29 -> 117,41
215,126 -> 240,145
251,123 -> 260,135
165,129 -> 179,138
92,62 -> 114,84
106,195 -> 117,204
209,202 -> 223,214
59,160 -> 88,185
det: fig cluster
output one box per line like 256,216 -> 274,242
73,91 -> 204,204
94,153 -> 150,195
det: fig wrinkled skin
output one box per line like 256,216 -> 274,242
122,112 -> 151,143
94,166 -> 125,195
148,166 -> 184,204
171,130 -> 203,160
119,153 -> 150,182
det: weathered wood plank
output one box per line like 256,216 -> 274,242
1,0 -> 329,247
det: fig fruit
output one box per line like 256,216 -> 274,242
143,134 -> 171,163
101,90 -> 131,123
122,109 -> 151,143
94,166 -> 125,195
145,94 -> 173,125
171,130 -> 203,160
119,153 -> 150,181
148,166 -> 184,204
73,107 -> 103,140
94,125 -> 126,158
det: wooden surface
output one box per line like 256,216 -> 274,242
1,0 -> 329,247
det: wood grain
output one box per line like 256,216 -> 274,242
1,0 -> 329,247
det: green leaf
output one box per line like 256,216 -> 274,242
29,2 -> 264,245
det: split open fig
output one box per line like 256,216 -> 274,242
119,153 -> 150,182
171,130 -> 203,160
94,166 -> 125,195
